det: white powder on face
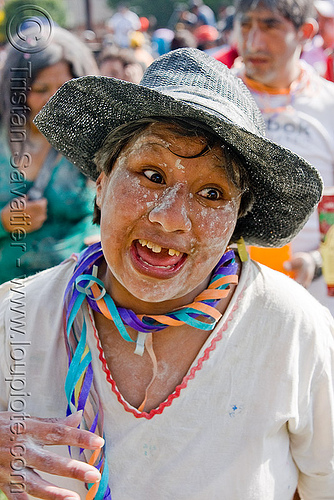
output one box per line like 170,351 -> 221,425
149,183 -> 192,231
175,159 -> 185,171
124,128 -> 172,159
152,184 -> 180,212
180,204 -> 191,229
102,126 -> 241,304
156,139 -> 171,149
200,200 -> 239,239
115,153 -> 128,170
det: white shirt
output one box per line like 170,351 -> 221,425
0,257 -> 333,499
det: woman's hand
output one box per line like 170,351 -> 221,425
0,412 -> 103,500
1,198 -> 48,234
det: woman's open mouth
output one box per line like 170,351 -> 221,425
130,239 -> 188,278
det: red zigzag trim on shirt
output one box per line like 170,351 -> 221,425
87,294 -> 243,420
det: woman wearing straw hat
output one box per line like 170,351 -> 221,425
0,48 -> 333,500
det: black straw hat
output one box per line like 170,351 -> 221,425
34,48 -> 323,247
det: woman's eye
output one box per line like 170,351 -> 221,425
143,169 -> 164,184
198,187 -> 223,201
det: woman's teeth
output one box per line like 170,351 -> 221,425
138,239 -> 181,257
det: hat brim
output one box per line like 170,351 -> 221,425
34,76 -> 323,248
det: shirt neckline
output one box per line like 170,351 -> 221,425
86,258 -> 250,419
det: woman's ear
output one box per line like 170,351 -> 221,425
95,172 -> 106,208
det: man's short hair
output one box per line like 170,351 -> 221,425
234,0 -> 314,28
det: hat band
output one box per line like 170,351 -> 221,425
151,85 -> 263,135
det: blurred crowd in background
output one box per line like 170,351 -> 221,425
1,0 -> 332,84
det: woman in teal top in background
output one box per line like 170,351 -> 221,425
0,26 -> 99,283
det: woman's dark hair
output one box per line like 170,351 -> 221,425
93,117 -> 254,224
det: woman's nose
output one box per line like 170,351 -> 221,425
148,184 -> 192,232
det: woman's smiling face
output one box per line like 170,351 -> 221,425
96,123 -> 241,311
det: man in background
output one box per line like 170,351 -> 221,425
233,0 -> 334,314
106,2 -> 141,48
